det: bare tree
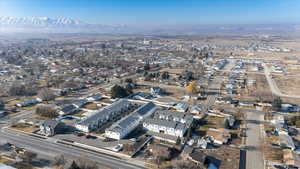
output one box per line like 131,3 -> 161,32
53,155 -> 66,167
38,88 -> 55,102
77,156 -> 98,169
172,160 -> 205,169
22,151 -> 37,164
36,105 -> 58,119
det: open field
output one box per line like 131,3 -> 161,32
273,75 -> 300,96
10,123 -> 39,133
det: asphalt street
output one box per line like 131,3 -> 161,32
205,59 -> 236,110
0,130 -> 145,169
245,110 -> 264,169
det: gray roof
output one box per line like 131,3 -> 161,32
144,118 -> 187,131
107,115 -> 140,133
61,104 -> 77,113
78,99 -> 131,126
153,110 -> 193,125
106,102 -> 157,133
191,104 -> 204,112
73,99 -> 89,107
143,110 -> 193,131
133,102 -> 156,117
90,94 -> 102,100
42,120 -> 60,129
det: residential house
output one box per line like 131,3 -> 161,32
105,102 -> 157,140
87,94 -> 103,101
175,103 -> 189,112
76,99 -> 135,132
188,150 -> 221,169
206,128 -> 231,145
143,110 -> 193,137
73,99 -> 90,108
150,87 -> 165,96
131,92 -> 153,100
40,120 -> 65,136
216,97 -> 233,104
16,99 -> 41,107
190,104 -> 205,114
279,131 -> 295,150
238,101 -> 255,107
281,104 -> 300,113
59,104 -> 78,115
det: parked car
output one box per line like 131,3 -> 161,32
112,144 -> 123,152
130,138 -> 137,142
74,131 -> 85,137
86,135 -> 97,139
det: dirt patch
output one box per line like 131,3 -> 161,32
203,146 -> 240,169
273,75 -> 300,96
10,123 -> 39,133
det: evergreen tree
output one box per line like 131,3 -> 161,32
176,137 -> 181,145
69,161 -> 80,169
144,63 -> 150,71
272,97 -> 282,111
111,85 -> 129,98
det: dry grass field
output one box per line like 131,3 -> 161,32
273,75 -> 300,96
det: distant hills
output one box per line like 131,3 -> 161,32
0,16 -> 128,33
0,16 -> 83,26
0,16 -> 299,36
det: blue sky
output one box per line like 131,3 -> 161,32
0,0 -> 299,26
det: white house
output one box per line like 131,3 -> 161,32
190,104 -> 204,114
105,102 -> 157,140
76,99 -> 134,132
143,119 -> 187,137
143,110 -> 193,138
175,103 -> 189,112
206,128 -> 231,145
105,115 -> 140,140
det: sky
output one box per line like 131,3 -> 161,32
0,0 -> 300,27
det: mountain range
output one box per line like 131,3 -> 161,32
0,16 -> 84,26
0,16 -> 128,33
0,16 -> 299,36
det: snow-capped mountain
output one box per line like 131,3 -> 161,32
0,16 -> 129,33
0,16 -> 299,35
0,16 -> 84,27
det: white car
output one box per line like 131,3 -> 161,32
112,144 -> 123,152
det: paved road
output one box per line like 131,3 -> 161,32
205,59 -> 236,110
0,130 -> 145,169
263,63 -> 300,99
245,110 -> 264,169
212,103 -> 266,169
0,96 -> 145,169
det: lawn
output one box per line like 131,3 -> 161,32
84,103 -> 100,110
101,99 -> 113,104
10,123 -> 39,133
72,111 -> 86,118
201,116 -> 226,129
5,100 -> 21,107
